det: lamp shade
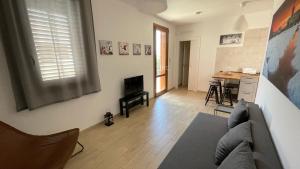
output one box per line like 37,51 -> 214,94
234,15 -> 248,31
137,0 -> 168,14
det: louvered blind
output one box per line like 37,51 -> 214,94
27,8 -> 76,81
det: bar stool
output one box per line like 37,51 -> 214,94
205,80 -> 222,106
222,83 -> 239,106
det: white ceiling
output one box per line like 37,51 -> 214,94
120,0 -> 274,25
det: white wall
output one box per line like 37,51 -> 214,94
0,0 -> 175,135
255,0 -> 300,168
174,10 -> 273,91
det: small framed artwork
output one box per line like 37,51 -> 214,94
133,44 -> 141,55
145,45 -> 152,55
118,42 -> 129,55
219,33 -> 243,46
99,40 -> 113,55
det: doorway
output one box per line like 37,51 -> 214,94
154,24 -> 169,97
178,41 -> 191,88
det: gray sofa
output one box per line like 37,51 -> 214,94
158,103 -> 283,169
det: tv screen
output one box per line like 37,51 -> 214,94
124,75 -> 144,96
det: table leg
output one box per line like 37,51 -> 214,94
125,101 -> 129,118
146,93 -> 149,107
140,96 -> 144,105
119,100 -> 123,116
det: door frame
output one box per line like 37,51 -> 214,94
153,23 -> 169,97
175,36 -> 201,90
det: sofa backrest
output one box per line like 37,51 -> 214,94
248,103 -> 283,169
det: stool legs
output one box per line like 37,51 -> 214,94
229,90 -> 233,106
205,87 -> 214,105
205,85 -> 220,106
223,88 -> 233,106
218,81 -> 223,104
214,87 -> 220,104
205,85 -> 213,101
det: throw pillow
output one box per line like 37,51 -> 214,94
218,141 -> 257,169
228,99 -> 249,129
215,121 -> 253,165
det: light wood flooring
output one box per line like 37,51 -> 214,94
65,88 -> 228,169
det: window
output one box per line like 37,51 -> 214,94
26,0 -> 84,82
1,0 -> 100,110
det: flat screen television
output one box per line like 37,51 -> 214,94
124,75 -> 144,96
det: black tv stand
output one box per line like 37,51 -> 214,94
119,91 -> 149,118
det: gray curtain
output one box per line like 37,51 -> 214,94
0,0 -> 101,111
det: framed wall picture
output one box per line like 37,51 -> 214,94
133,44 -> 141,55
118,42 -> 129,55
219,33 -> 243,46
262,0 -> 300,110
145,45 -> 152,55
99,40 -> 113,55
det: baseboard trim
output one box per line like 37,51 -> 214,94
168,87 -> 175,91
80,97 -> 156,133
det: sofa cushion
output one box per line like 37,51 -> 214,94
159,103 -> 283,169
215,121 -> 253,165
218,141 -> 257,169
158,113 -> 228,169
228,99 -> 249,128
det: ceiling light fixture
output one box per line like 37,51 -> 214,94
235,15 -> 248,31
240,0 -> 257,7
235,0 -> 252,31
137,0 -> 168,15
240,1 -> 250,7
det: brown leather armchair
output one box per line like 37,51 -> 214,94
0,121 -> 79,169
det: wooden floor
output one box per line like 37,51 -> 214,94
65,88 -> 228,169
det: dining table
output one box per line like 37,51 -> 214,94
212,71 -> 259,80
210,71 -> 260,104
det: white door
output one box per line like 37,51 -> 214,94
188,39 -> 201,91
